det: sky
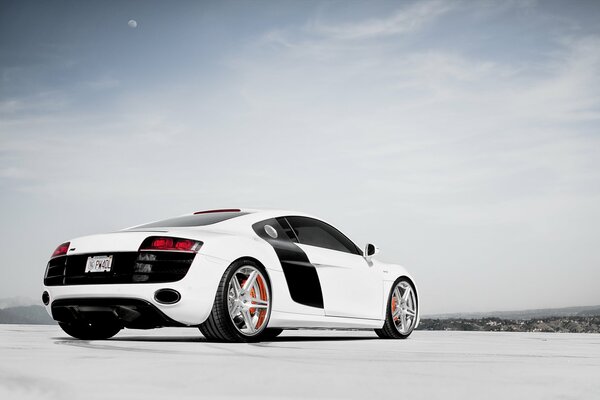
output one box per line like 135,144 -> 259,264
1,0 -> 599,315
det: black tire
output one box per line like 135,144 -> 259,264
261,328 -> 284,340
199,259 -> 274,343
59,321 -> 121,340
375,277 -> 418,339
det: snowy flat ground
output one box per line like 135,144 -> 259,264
1,325 -> 599,400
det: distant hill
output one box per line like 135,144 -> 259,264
424,305 -> 600,320
0,305 -> 55,325
0,296 -> 39,309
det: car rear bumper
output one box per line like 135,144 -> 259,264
42,253 -> 231,326
51,297 -> 186,329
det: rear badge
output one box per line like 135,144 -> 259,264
264,224 -> 278,239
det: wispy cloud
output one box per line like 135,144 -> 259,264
83,77 -> 120,90
309,0 -> 454,40
0,167 -> 30,180
0,99 -> 24,114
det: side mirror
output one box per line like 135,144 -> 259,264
365,243 -> 379,258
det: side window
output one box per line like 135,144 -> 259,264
275,217 -> 299,242
252,218 -> 294,243
285,216 -> 360,255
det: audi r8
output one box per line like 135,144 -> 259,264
42,209 -> 419,342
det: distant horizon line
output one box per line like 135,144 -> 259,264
1,296 -> 599,317
423,304 -> 600,318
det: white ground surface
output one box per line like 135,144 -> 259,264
1,325 -> 599,400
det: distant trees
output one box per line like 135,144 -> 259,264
417,316 -> 600,333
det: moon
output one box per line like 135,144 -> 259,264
128,19 -> 138,28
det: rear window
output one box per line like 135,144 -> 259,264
129,211 -> 249,229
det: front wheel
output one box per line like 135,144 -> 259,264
199,259 -> 273,342
59,321 -> 121,340
375,277 -> 418,339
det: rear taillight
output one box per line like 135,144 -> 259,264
51,242 -> 70,258
139,237 -> 202,252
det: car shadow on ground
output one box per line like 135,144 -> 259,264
263,335 -> 379,342
107,334 -> 379,343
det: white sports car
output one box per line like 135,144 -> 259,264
42,209 -> 419,342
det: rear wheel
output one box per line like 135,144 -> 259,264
59,321 -> 121,340
375,278 -> 418,339
199,259 -> 273,342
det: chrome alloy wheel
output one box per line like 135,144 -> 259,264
227,266 -> 270,336
391,281 -> 417,335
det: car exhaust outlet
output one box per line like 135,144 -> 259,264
42,291 -> 50,306
154,289 -> 181,305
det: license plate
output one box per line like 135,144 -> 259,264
85,255 -> 113,273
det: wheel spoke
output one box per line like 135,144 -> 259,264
400,312 -> 408,332
243,271 -> 258,291
231,276 -> 242,296
405,309 -> 416,317
248,303 -> 268,309
402,287 -> 411,301
251,297 -> 268,306
228,299 -> 239,315
241,309 -> 255,333
394,288 -> 402,303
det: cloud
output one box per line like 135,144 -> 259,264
309,0 -> 455,40
227,3 -> 600,239
83,77 -> 120,90
0,167 -> 30,180
0,99 -> 24,114
517,35 -> 600,122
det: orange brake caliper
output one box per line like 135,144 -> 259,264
252,277 -> 268,328
241,276 -> 268,329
